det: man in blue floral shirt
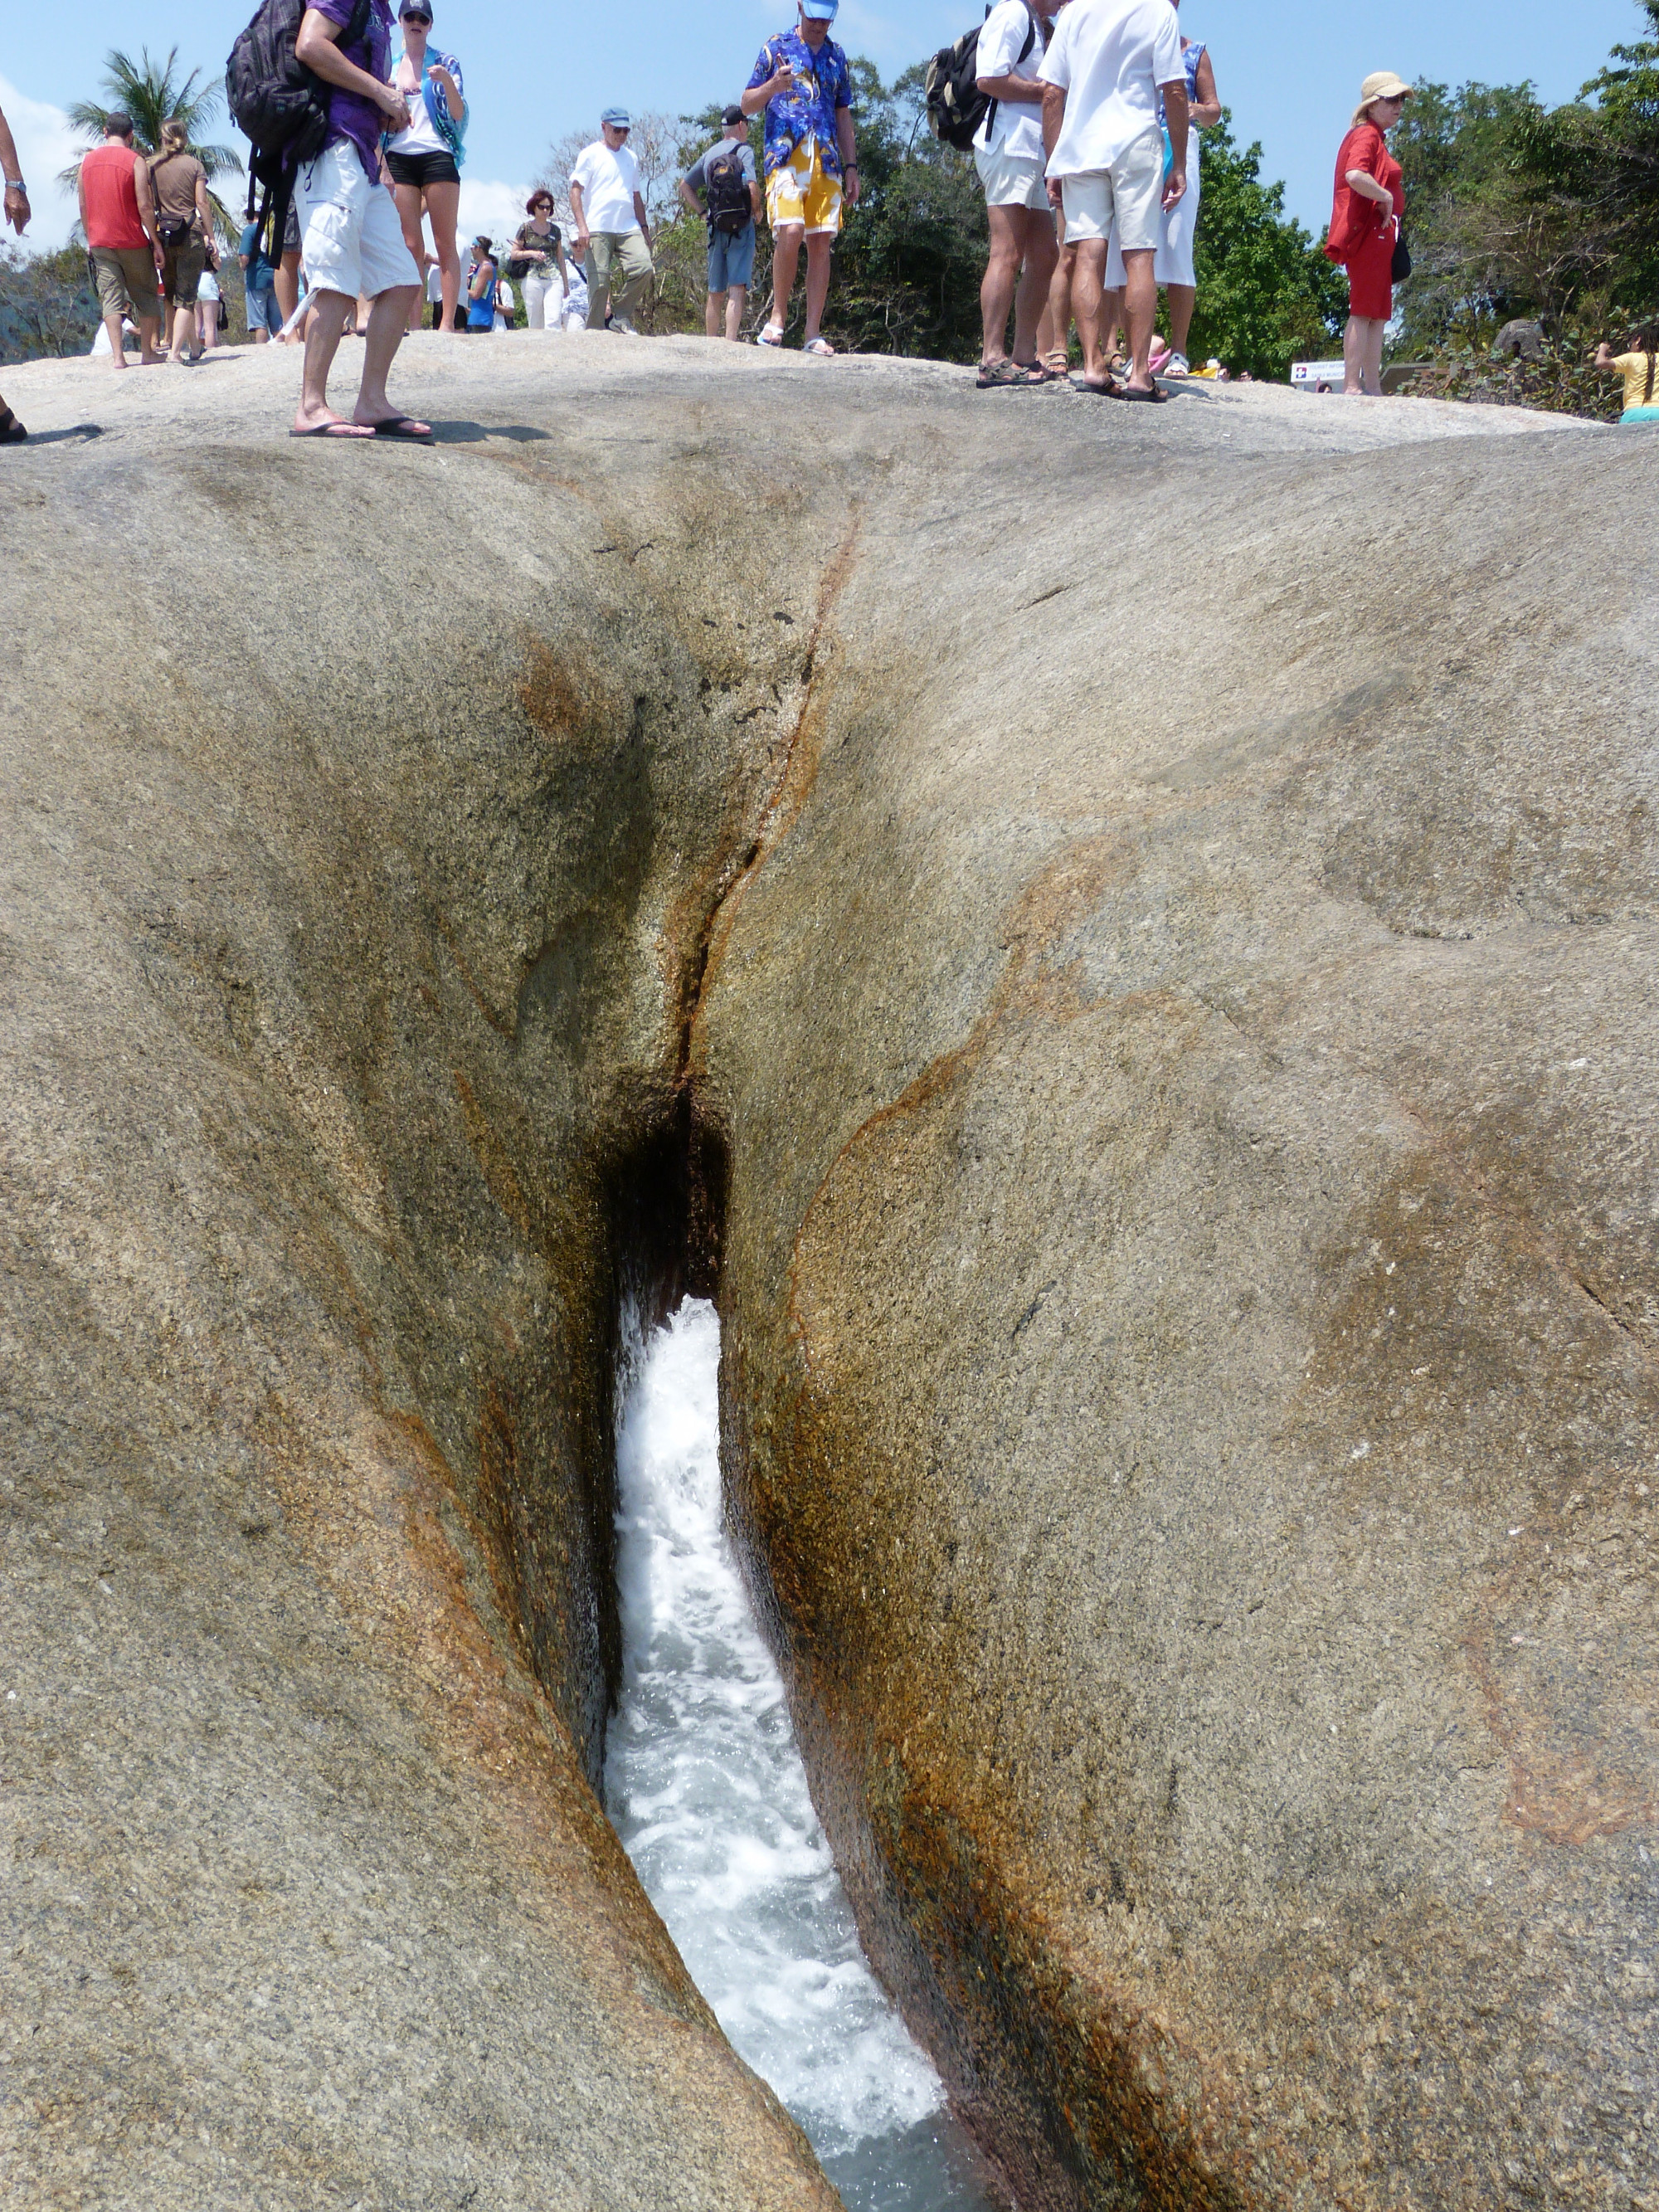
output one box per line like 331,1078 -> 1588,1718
741,0 -> 859,355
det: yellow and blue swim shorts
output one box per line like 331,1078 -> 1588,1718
766,139 -> 843,236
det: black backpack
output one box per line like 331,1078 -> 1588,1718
925,2 -> 1035,153
226,0 -> 371,266
703,144 -> 752,236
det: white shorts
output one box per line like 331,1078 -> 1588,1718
975,142 -> 1048,212
1057,128 -> 1164,249
295,139 -> 420,301
1107,130 -> 1199,288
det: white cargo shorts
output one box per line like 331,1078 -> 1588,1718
295,139 -> 420,300
1058,127 -> 1165,249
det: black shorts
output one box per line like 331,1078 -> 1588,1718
385,148 -> 460,189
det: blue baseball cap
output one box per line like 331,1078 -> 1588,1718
601,106 -> 630,127
800,0 -> 839,17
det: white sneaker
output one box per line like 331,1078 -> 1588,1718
1166,351 -> 1191,377
610,317 -> 638,335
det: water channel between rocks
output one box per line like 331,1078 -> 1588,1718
605,1298 -> 1004,2212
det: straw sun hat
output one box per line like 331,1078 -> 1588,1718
1354,71 -> 1413,124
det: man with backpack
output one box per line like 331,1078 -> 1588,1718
741,0 -> 859,357
678,107 -> 762,343
972,0 -> 1063,385
230,0 -> 428,436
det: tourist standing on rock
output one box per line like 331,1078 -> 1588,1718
1593,327 -> 1659,424
241,212 -> 284,339
1039,0 -> 1188,398
973,0 -> 1063,387
0,96 -> 28,438
466,236 -> 499,329
289,0 -> 431,438
78,112 -> 165,373
569,112 -> 653,333
149,120 -> 216,367
1104,0 -> 1219,378
385,0 -> 465,334
506,191 -> 569,329
742,0 -> 859,356
1325,72 -> 1410,398
679,107 -> 761,342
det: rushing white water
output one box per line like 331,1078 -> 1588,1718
606,1298 -> 1001,2211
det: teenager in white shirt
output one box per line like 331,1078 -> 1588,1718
974,0 -> 1065,386
1039,0 -> 1188,398
568,110 -> 654,332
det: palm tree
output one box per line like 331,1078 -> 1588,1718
61,47 -> 243,241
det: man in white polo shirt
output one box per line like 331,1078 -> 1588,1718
1039,0 -> 1187,400
972,0 -> 1064,386
569,109 -> 654,333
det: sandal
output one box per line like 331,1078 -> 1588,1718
803,336 -> 836,357
1040,348 -> 1071,378
1069,373 -> 1125,397
1121,382 -> 1168,403
757,323 -> 785,348
976,358 -> 1044,387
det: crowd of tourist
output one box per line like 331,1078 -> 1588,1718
1,0 -> 1655,444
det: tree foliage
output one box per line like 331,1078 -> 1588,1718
64,47 -> 242,241
1187,116 -> 1347,378
1389,0 -> 1659,364
0,244 -> 100,366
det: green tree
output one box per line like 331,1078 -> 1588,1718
62,47 -> 242,241
1186,117 -> 1347,378
0,244 -> 100,365
1580,0 -> 1659,310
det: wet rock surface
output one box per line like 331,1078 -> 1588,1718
2,339 -> 1652,2209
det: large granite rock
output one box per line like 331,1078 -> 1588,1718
1,339 -> 1651,2210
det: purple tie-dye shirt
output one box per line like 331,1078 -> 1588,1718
307,0 -> 395,181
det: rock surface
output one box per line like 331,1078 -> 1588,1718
2,338 -> 1653,2210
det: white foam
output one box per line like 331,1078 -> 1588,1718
606,1298 -> 946,2159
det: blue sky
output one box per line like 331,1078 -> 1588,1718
3,0 -> 1648,250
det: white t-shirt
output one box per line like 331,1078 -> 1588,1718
975,0 -> 1046,163
570,139 -> 642,235
1038,0 -> 1183,178
387,47 -> 465,158
426,261 -> 444,303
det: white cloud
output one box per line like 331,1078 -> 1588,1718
453,176 -> 535,252
0,72 -> 85,251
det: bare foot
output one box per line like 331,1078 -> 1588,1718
292,408 -> 373,439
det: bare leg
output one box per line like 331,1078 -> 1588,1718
1121,247 -> 1158,390
419,179 -> 462,330
294,289 -> 370,433
767,222 -> 802,334
1101,285 -> 1125,362
706,285 -> 724,339
1071,237 -> 1110,383
352,285 -> 426,429
168,300 -> 196,363
1343,312 -> 1387,395
200,300 -> 219,349
1364,315 -> 1386,394
392,181 -> 426,334
1012,210 -> 1057,363
101,308 -> 130,368
136,313 -> 163,364
275,251 -> 300,342
1046,227 -> 1075,366
725,283 -> 746,342
802,231 -> 833,345
979,202 -> 1027,366
1166,282 -> 1195,358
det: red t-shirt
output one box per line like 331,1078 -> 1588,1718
1326,123 -> 1402,262
80,141 -> 148,252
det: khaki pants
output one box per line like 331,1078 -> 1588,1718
584,228 -> 652,329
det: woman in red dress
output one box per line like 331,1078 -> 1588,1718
1326,71 -> 1412,395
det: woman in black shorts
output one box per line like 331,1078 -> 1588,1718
384,0 -> 465,330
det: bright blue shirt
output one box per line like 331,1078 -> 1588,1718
745,28 -> 854,179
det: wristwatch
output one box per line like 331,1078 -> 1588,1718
3,178 -> 25,193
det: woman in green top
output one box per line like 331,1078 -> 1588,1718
505,192 -> 569,329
